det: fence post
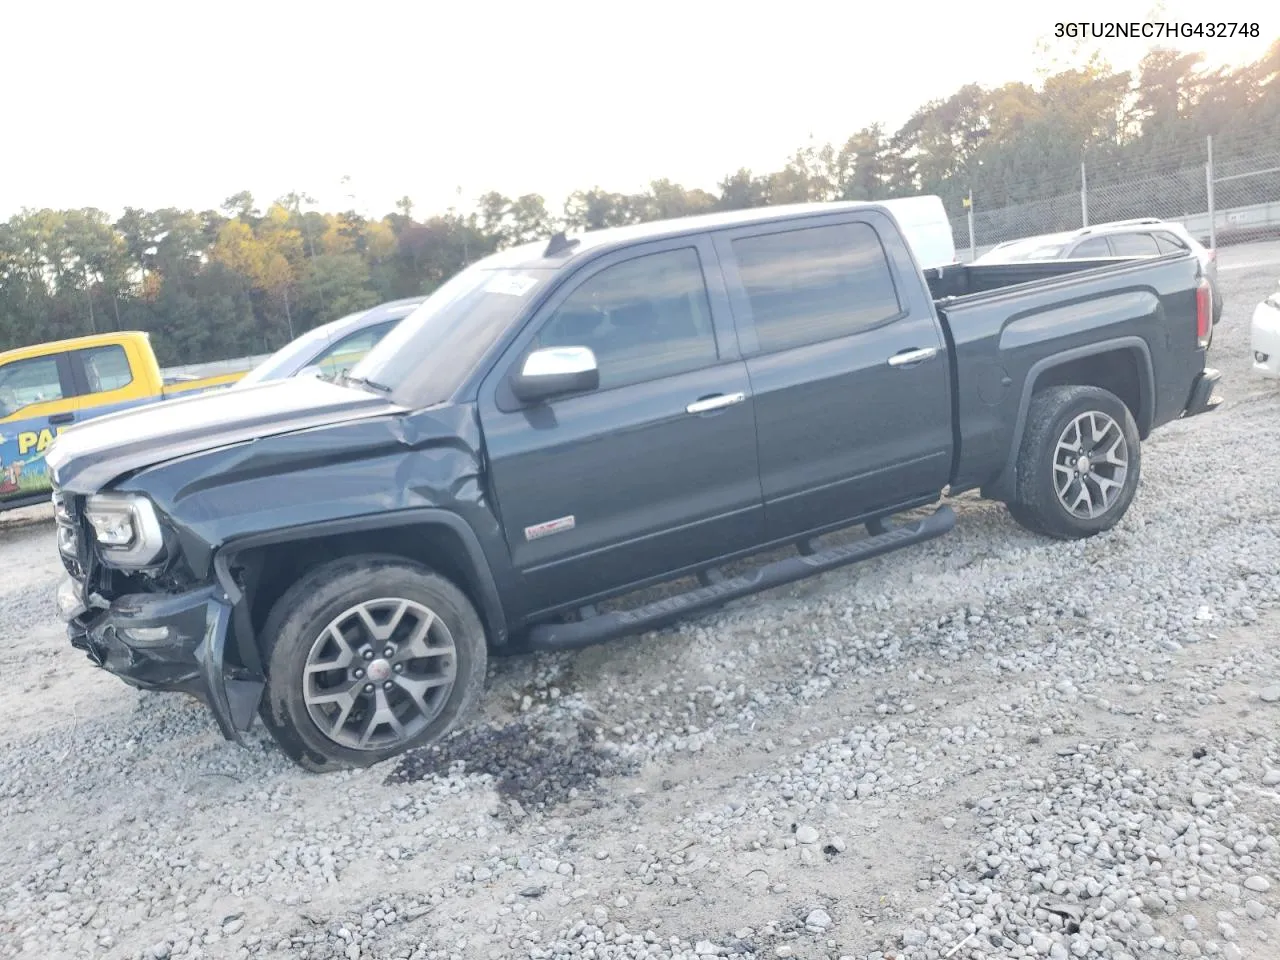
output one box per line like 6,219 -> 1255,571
1080,161 -> 1089,227
1205,135 -> 1216,251
966,191 -> 975,260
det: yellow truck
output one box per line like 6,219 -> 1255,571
0,331 -> 256,511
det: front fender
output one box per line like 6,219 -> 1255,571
211,508 -> 510,670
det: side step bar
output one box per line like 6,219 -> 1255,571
525,505 -> 955,652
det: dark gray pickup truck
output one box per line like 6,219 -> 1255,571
46,199 -> 1221,770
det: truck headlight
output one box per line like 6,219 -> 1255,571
84,493 -> 165,567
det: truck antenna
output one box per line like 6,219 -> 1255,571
543,231 -> 580,257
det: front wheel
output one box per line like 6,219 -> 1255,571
258,555 -> 488,771
1005,385 -> 1141,540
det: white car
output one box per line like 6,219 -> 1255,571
1253,281 -> 1280,379
234,295 -> 425,388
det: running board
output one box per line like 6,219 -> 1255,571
525,505 -> 955,652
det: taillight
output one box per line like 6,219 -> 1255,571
1196,279 -> 1212,348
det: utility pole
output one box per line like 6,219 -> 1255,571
84,265 -> 96,334
964,191 -> 975,261
1205,135 -> 1217,251
1080,161 -> 1089,227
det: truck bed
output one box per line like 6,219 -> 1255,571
931,250 -> 1207,499
924,254 -> 1182,302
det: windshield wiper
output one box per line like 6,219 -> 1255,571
342,374 -> 393,394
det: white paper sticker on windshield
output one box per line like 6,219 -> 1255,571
484,274 -> 539,297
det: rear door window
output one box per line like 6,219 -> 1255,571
729,221 -> 902,354
1071,237 -> 1113,258
77,344 -> 135,394
1108,232 -> 1161,256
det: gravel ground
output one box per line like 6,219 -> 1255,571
3,248 -> 1280,960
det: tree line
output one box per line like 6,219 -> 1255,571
2,40 -> 1277,365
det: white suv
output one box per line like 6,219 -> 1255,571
976,218 -> 1223,324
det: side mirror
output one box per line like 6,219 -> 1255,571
510,346 -> 599,403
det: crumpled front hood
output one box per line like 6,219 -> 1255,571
46,376 -> 405,495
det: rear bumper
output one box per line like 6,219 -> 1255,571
1182,367 -> 1223,418
58,577 -> 262,742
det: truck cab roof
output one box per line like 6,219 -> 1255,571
0,330 -> 154,366
484,197 -> 957,274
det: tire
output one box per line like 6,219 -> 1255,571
257,554 -> 488,772
1005,385 -> 1141,541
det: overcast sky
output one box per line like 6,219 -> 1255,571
1,0 -> 1271,222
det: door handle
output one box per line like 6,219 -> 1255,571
887,347 -> 938,367
48,412 -> 76,425
686,392 -> 746,414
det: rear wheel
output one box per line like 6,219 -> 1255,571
1005,385 -> 1141,540
258,555 -> 488,771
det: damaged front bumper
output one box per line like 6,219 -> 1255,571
57,576 -> 263,742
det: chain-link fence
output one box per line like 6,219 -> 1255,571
950,129 -> 1280,260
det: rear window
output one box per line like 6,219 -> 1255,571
1154,232 -> 1188,254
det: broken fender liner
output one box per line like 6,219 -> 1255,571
525,505 -> 956,652
195,599 -> 264,741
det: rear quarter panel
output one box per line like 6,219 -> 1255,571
938,253 -> 1205,494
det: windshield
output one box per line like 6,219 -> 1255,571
350,265 -> 555,405
979,239 -> 1068,263
238,313 -> 367,386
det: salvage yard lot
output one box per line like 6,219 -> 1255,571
2,247 -> 1280,960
